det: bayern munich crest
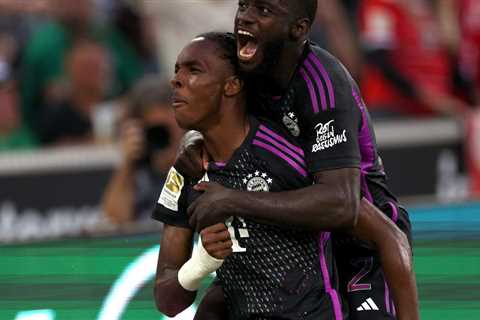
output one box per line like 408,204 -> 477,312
242,171 -> 273,192
282,112 -> 300,137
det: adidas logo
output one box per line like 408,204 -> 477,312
356,297 -> 379,311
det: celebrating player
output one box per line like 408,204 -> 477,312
153,32 -> 417,320
176,1 -> 417,319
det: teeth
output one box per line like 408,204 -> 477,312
238,30 -> 254,38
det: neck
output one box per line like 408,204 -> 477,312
201,100 -> 250,163
269,40 -> 306,91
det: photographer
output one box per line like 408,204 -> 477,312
101,76 -> 183,225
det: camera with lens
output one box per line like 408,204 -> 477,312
126,76 -> 175,168
136,124 -> 171,167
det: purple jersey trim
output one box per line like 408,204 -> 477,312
303,59 -> 328,110
308,53 -> 335,109
318,232 -> 343,320
303,59 -> 328,111
353,88 -> 376,172
384,280 -> 391,314
361,173 -> 374,202
352,87 -> 377,204
388,201 -> 399,223
252,139 -> 307,177
259,125 -> 305,156
300,68 -> 320,113
256,132 -> 306,167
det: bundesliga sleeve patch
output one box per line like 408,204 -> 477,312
312,120 -> 348,153
158,167 -> 184,211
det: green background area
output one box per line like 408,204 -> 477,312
1,202 -> 479,320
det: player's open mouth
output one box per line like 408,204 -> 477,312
237,30 -> 258,62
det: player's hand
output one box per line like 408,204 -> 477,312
120,119 -> 145,166
174,130 -> 208,179
200,223 -> 233,259
188,182 -> 237,232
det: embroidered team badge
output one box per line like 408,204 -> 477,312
282,112 -> 300,137
242,171 -> 273,192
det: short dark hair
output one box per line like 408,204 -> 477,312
195,31 -> 239,74
292,0 -> 318,26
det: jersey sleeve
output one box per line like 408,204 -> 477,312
152,166 -> 192,228
297,49 -> 363,173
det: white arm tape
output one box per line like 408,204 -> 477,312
178,239 -> 224,291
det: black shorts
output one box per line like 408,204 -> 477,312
333,202 -> 411,320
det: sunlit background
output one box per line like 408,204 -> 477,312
0,0 -> 479,319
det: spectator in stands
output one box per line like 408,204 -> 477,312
451,0 -> 480,197
0,78 -> 37,151
143,0 -> 236,75
456,0 -> 480,101
37,37 -> 113,145
112,1 -> 159,74
0,30 -> 37,151
358,0 -> 468,118
101,76 -> 183,225
310,0 -> 362,80
19,0 -> 144,139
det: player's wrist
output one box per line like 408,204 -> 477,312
225,189 -> 247,217
177,239 -> 224,291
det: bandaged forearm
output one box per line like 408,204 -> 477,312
177,239 -> 224,291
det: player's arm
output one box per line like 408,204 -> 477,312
154,223 -> 230,317
189,168 -> 359,232
193,224 -> 232,320
154,225 -> 196,316
101,120 -> 145,224
194,282 -> 227,320
352,199 -> 419,320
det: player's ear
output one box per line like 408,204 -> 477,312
224,76 -> 243,97
290,18 -> 310,41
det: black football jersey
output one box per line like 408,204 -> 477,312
250,42 -> 410,235
153,117 -> 346,320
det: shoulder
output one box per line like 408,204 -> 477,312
252,118 -> 303,152
250,118 -> 308,178
295,43 -> 358,112
307,44 -> 347,75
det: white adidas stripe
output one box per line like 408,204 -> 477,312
356,297 -> 379,311
366,298 -> 379,310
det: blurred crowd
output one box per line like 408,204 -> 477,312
0,0 -> 479,224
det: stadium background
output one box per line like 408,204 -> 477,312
0,1 -> 479,319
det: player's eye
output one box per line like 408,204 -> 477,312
190,66 -> 202,74
238,0 -> 247,11
258,6 -> 271,15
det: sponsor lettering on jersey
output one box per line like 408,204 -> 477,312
158,167 -> 184,211
312,120 -> 347,153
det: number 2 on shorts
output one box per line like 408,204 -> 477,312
347,257 -> 373,292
